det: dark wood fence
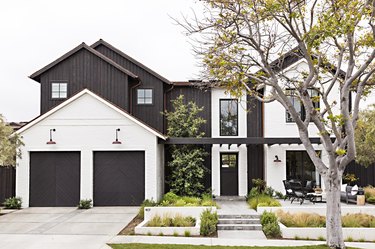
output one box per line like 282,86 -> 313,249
0,167 -> 16,204
344,161 -> 375,187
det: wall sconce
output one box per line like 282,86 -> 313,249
274,155 -> 281,162
46,129 -> 56,144
112,128 -> 122,144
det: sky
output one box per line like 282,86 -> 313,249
0,0 -> 203,121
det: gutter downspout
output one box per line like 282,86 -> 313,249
129,78 -> 142,115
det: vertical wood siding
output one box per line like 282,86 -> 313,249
94,45 -> 165,132
0,167 -> 15,204
247,145 -> 264,191
166,86 -> 212,137
345,161 -> 375,187
40,49 -> 129,114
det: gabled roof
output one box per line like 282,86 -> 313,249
91,39 -> 173,85
16,89 -> 167,140
30,43 -> 138,82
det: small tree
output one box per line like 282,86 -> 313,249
164,95 -> 208,196
355,105 -> 375,167
0,115 -> 23,167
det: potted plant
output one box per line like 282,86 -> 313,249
313,186 -> 323,194
343,173 -> 359,186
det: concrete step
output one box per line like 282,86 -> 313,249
214,196 -> 246,201
217,224 -> 263,231
218,218 -> 261,224
218,214 -> 260,219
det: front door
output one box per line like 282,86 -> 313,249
220,153 -> 238,196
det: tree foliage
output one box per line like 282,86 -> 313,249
355,105 -> 375,167
164,95 -> 208,196
178,0 -> 375,248
0,115 -> 23,167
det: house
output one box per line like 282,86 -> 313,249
16,39 -> 333,207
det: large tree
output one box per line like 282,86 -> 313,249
179,0 -> 375,248
0,115 -> 22,167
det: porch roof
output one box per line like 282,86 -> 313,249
158,137 -> 323,146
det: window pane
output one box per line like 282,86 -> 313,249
52,92 -> 60,98
52,83 -> 60,92
60,91 -> 67,98
59,83 -> 67,91
138,98 -> 145,104
286,151 -> 321,186
137,89 -> 145,98
145,89 -> 153,98
144,98 -> 152,104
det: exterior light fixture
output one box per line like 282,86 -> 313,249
112,128 -> 122,144
274,155 -> 281,162
47,129 -> 56,144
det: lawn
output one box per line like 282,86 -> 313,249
109,244 -> 359,249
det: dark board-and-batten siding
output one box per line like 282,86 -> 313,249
345,161 -> 375,187
93,44 -> 165,133
166,86 -> 212,137
39,49 -> 129,114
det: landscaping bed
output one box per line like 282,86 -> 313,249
110,244 -> 360,249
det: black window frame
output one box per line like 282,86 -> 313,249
220,99 -> 238,136
285,89 -> 320,123
137,88 -> 154,105
51,82 -> 68,99
286,150 -> 321,186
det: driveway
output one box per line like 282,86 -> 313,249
0,207 -> 138,249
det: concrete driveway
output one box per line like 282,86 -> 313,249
0,207 -> 138,249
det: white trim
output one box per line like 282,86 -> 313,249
16,89 -> 167,140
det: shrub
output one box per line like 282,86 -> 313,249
200,209 -> 218,236
252,178 -> 266,193
184,230 -> 191,237
3,197 -> 22,209
248,194 -> 281,210
342,213 -> 375,228
162,192 -> 180,203
367,196 -> 375,204
260,211 -> 278,226
264,186 -> 275,197
260,211 -> 281,238
364,186 -> 375,203
78,199 -> 92,209
274,191 -> 285,199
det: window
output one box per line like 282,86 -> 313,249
220,99 -> 238,136
51,83 -> 68,99
137,89 -> 153,104
286,151 -> 321,186
286,89 -> 319,122
221,153 -> 238,168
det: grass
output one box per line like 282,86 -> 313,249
364,185 -> 375,203
109,244 -> 360,249
147,214 -> 196,227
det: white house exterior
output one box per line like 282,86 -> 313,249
16,90 -> 166,207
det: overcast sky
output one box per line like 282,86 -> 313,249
0,0 -> 204,121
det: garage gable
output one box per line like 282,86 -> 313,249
16,89 -> 167,140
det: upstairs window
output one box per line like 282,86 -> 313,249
51,82 -> 68,99
286,89 -> 319,122
220,99 -> 238,136
137,89 -> 153,104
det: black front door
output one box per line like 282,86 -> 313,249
220,153 -> 238,196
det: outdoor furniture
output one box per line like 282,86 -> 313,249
283,180 -> 294,200
340,185 -> 358,204
306,192 -> 324,204
288,181 -> 307,205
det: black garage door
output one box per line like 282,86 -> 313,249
30,152 -> 80,207
94,151 -> 145,206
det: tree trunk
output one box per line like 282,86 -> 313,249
324,176 -> 345,249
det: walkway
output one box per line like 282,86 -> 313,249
216,200 -> 267,240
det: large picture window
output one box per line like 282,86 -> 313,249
286,151 -> 321,186
220,99 -> 238,136
286,89 -> 319,122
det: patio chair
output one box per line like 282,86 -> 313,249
288,181 -> 307,205
282,180 -> 294,201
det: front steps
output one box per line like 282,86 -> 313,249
217,214 -> 262,231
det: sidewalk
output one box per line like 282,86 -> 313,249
108,235 -> 375,248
